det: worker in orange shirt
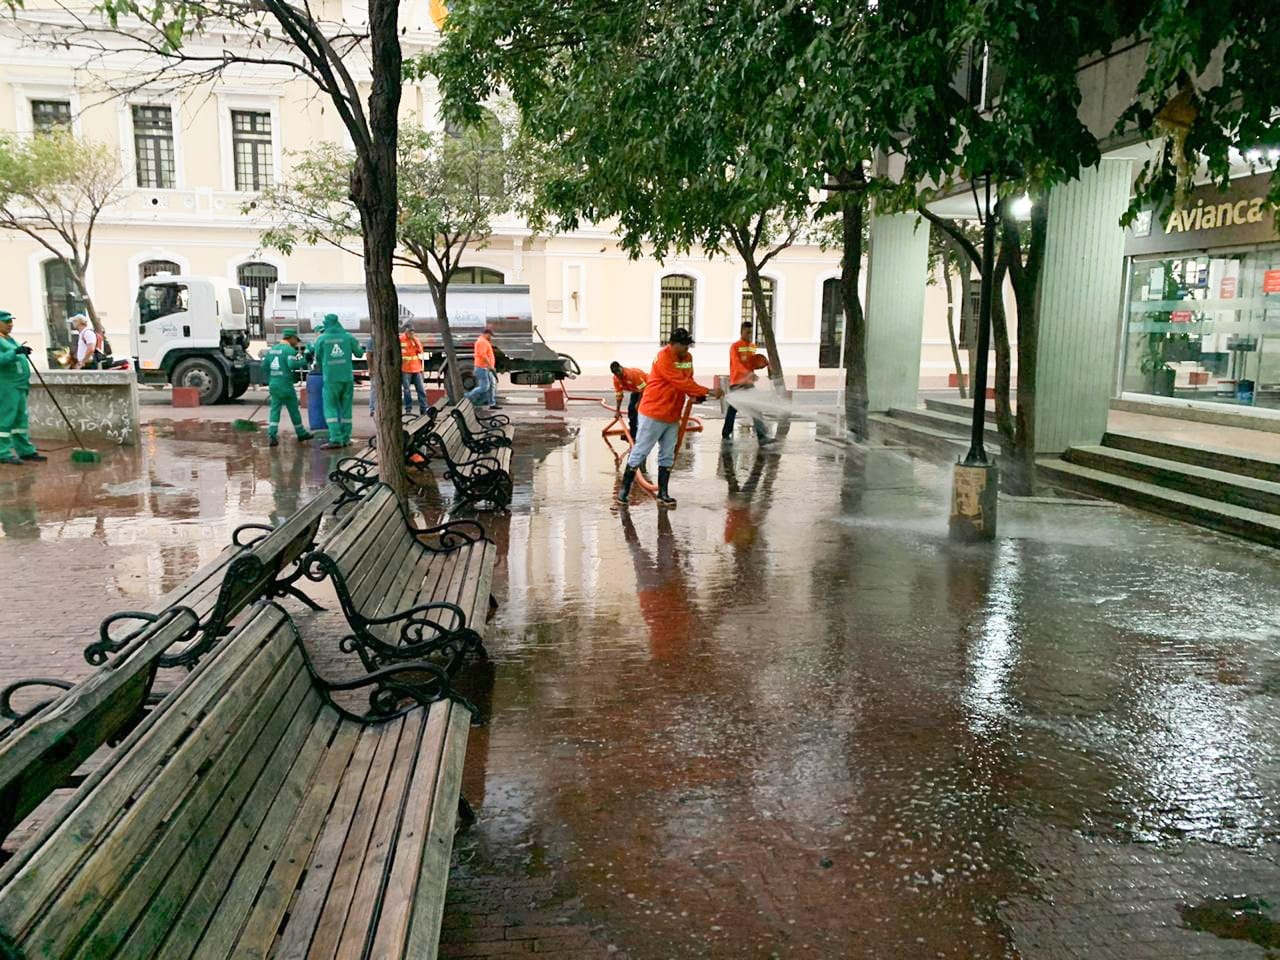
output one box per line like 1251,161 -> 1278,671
618,327 -> 722,508
722,320 -> 773,444
465,328 -> 499,409
399,321 -> 429,416
609,360 -> 647,442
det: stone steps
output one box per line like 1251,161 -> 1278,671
1036,457 -> 1280,549
1099,432 -> 1280,484
1064,445 -> 1280,515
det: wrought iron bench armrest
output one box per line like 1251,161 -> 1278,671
451,454 -> 504,476
363,599 -> 468,632
0,678 -> 75,729
231,522 -> 274,548
475,410 -> 511,427
407,518 -> 489,549
85,604 -> 203,667
319,660 -> 480,722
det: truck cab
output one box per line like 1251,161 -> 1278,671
131,274 -> 253,404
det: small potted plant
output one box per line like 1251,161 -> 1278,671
1140,335 -> 1176,396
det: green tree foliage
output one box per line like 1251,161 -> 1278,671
253,116 -> 530,398
426,0 -> 816,389
0,130 -> 125,335
1123,0 -> 1280,219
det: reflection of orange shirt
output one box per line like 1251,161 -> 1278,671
638,345 -> 712,423
729,338 -> 769,386
473,336 -> 495,370
612,366 -> 647,394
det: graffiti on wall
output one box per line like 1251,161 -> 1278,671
27,371 -> 140,446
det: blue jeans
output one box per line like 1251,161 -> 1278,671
465,367 -> 496,407
722,384 -> 768,440
627,414 -> 679,469
402,371 -> 427,413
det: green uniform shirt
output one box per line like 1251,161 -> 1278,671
0,335 -> 31,390
261,342 -> 306,394
312,318 -> 363,385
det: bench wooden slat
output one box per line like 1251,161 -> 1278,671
0,608 -> 290,933
300,715 -> 409,960
370,700 -> 451,958
332,707 -> 428,960
24,643 -> 308,957
166,709 -> 342,960
85,669 -> 321,959
190,719 -> 357,960
405,701 -> 471,957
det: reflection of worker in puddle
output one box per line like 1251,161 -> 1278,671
0,473 -> 39,539
620,508 -> 699,659
721,448 -> 767,549
268,443 -> 307,526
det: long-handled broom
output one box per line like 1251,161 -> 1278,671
232,397 -> 265,432
26,360 -> 101,464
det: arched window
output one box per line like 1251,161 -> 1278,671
819,278 -> 843,368
659,274 -> 695,343
453,266 -> 505,284
740,276 -> 775,332
237,261 -> 278,338
42,259 -> 83,350
139,258 -> 180,280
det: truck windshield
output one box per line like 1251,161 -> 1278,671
137,283 -> 188,327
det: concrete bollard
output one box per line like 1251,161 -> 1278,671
949,461 -> 998,542
797,374 -> 816,390
172,387 -> 201,408
543,387 -> 566,411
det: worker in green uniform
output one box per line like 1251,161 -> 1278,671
0,311 -> 46,466
312,313 -> 363,449
261,327 -> 314,447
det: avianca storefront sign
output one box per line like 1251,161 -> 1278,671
1125,173 -> 1277,256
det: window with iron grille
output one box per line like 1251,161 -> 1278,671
232,111 -> 273,191
237,261 -> 278,338
132,105 -> 175,189
453,266 -> 505,284
819,278 -> 844,368
42,259 -> 83,350
31,100 -> 71,133
739,276 -> 775,331
659,275 -> 695,343
139,259 -> 180,280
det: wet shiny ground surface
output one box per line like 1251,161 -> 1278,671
2,412 -> 1279,957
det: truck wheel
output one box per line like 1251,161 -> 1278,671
172,358 -> 226,406
229,370 -> 251,400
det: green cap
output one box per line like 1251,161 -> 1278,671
0,311 -> 12,323
281,327 -> 299,339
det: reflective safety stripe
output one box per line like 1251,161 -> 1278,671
675,362 -> 692,369
12,429 -> 28,434
0,432 -> 10,438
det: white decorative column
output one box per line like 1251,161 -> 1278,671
865,212 -> 931,412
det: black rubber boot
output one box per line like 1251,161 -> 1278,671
656,467 -> 677,508
617,465 -> 637,504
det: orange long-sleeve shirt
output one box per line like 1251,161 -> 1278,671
400,332 -> 425,373
638,345 -> 712,423
612,366 -> 648,394
729,338 -> 769,386
473,335 -> 496,370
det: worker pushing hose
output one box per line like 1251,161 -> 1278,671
617,327 -> 722,508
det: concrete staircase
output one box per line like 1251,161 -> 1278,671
867,395 -> 1280,548
1039,435 -> 1280,548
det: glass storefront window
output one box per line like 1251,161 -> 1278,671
1121,244 -> 1280,409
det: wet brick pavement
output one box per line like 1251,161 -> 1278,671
1,405 -> 1279,958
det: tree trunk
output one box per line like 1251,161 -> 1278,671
990,255 -> 1015,452
69,263 -> 104,335
430,283 -> 466,401
743,262 -> 785,394
352,0 -> 407,497
1001,205 -> 1047,497
837,168 -> 868,440
941,257 -> 966,399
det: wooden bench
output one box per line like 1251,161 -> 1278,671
451,397 -> 513,453
335,405 -> 514,510
298,484 -> 496,674
0,600 -> 471,959
0,490 -> 336,846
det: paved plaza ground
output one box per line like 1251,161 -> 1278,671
1,399 -> 1279,958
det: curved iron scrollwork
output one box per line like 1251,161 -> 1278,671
231,522 -> 275,548
0,677 -> 75,732
272,601 -> 480,722
406,517 -> 490,552
451,409 -> 512,453
330,456 -> 379,508
85,604 -> 202,667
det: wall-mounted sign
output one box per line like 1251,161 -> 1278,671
1264,269 -> 1280,294
1125,173 -> 1277,257
1220,276 -> 1237,299
1170,310 -> 1193,323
